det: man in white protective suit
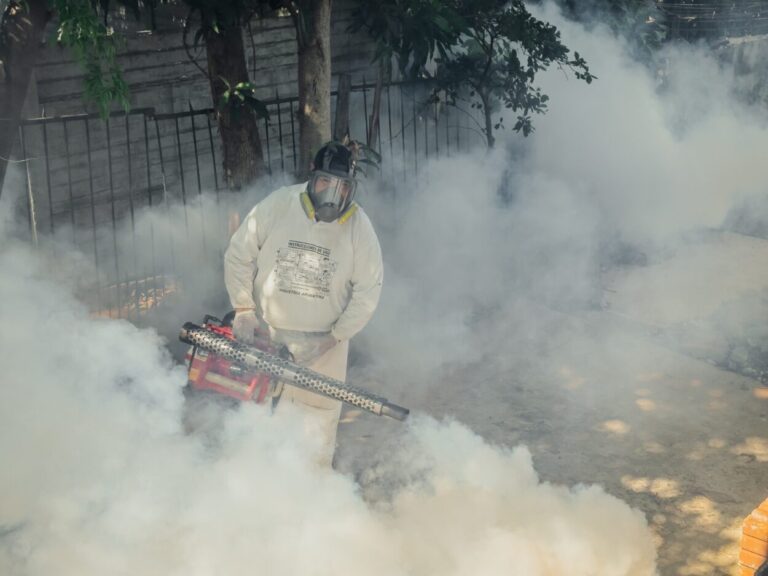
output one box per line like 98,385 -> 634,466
224,141 -> 384,467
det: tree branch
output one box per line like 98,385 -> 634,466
182,8 -> 209,80
448,99 -> 486,133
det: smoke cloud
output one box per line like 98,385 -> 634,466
356,2 -> 768,381
8,1 -> 768,574
0,234 -> 655,575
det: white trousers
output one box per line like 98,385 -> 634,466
273,339 -> 348,468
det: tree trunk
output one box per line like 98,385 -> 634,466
297,0 -> 331,178
481,93 -> 495,148
205,26 -> 265,191
367,64 -> 384,149
333,73 -> 351,142
0,0 -> 49,196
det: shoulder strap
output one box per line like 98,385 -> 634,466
338,202 -> 358,224
299,191 -> 316,221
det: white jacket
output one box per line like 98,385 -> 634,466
224,183 -> 384,346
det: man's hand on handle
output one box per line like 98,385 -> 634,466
273,330 -> 339,366
232,309 -> 261,345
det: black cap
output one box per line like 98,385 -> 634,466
313,142 -> 354,177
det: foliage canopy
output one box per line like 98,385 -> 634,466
352,0 -> 596,145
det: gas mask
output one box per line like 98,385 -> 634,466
307,169 -> 357,222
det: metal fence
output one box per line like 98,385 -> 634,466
11,80 -> 484,320
659,0 -> 768,41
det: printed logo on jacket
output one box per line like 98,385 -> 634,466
275,240 -> 337,299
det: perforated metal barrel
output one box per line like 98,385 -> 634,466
180,323 -> 409,421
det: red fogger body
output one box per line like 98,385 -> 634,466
184,315 -> 278,404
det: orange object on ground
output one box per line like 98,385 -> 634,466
739,498 -> 768,576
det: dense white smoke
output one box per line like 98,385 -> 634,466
527,12 -> 768,245
343,8 -> 768,574
356,3 -> 768,384
9,1 -> 768,574
0,236 -> 656,575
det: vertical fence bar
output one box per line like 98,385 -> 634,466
206,113 -> 221,194
376,90 -> 383,161
124,115 -> 141,321
143,114 -> 161,304
84,118 -> 103,316
173,116 -> 190,238
41,119 -> 55,235
205,111 -> 225,251
275,90 -> 285,174
386,84 -> 393,178
424,99 -> 429,160
434,100 -> 439,157
289,99 -> 297,174
62,119 -> 77,241
154,117 -> 173,297
263,117 -> 273,179
412,90 -> 418,175
154,118 -> 176,298
188,104 -> 208,254
456,107 -> 462,152
446,101 -> 451,156
19,126 -> 39,246
362,77 -> 369,141
106,118 -> 122,318
399,84 -> 406,184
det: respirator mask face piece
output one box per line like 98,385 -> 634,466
307,170 -> 357,222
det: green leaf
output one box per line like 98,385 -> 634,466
245,97 -> 270,119
434,15 -> 451,33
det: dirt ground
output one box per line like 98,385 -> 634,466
335,233 -> 768,576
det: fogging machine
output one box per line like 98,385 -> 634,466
181,315 -> 409,421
